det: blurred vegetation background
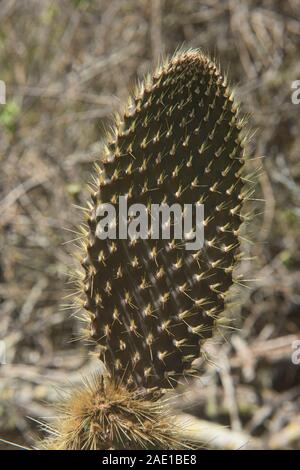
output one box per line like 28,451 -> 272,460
0,0 -> 300,450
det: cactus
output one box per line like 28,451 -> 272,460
42,49 -> 249,450
80,49 -> 246,390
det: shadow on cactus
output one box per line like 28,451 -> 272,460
41,49 -> 253,450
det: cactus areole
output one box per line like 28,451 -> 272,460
81,50 -> 246,390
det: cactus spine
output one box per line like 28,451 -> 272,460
43,49 -> 249,450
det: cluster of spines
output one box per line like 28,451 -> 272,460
41,374 -> 188,450
75,49 -> 249,390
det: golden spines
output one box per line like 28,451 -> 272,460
41,373 -> 187,450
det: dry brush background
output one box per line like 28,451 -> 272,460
0,0 -> 300,450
